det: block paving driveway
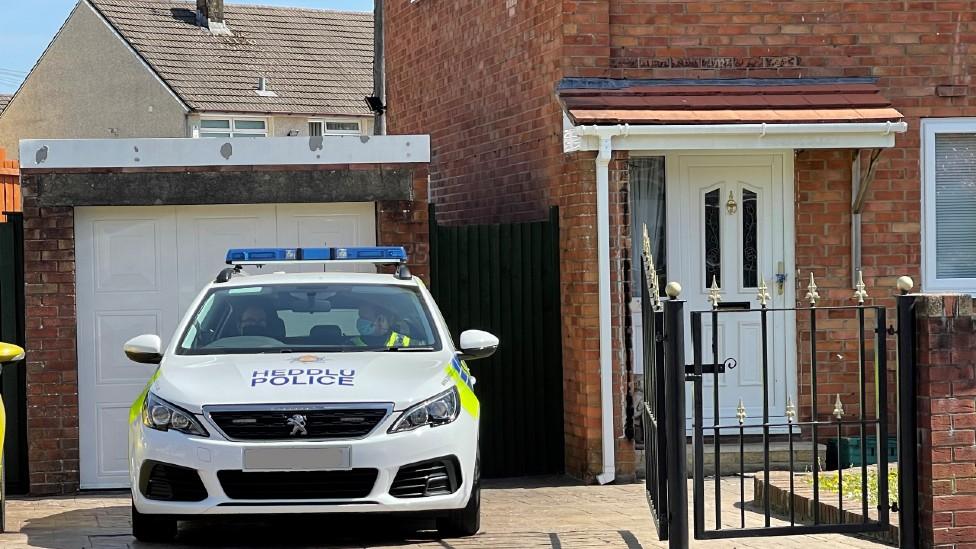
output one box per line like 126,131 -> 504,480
0,478 -> 891,548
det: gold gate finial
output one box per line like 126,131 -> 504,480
786,395 -> 796,424
833,394 -> 845,420
642,223 -> 662,311
853,270 -> 868,304
806,273 -> 820,306
757,275 -> 771,308
707,275 -> 722,308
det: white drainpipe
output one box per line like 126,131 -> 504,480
594,132 -> 616,485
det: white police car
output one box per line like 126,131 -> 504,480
123,247 -> 498,542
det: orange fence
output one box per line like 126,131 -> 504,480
0,147 -> 20,222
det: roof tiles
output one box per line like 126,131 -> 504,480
89,0 -> 373,116
0,95 -> 10,115
559,80 -> 904,125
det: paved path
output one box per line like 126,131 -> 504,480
0,477 -> 892,548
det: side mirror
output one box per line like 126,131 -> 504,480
0,342 -> 25,364
458,330 -> 499,361
124,335 -> 163,365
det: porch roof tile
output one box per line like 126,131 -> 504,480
558,78 -> 904,125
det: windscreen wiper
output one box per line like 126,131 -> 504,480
381,346 -> 436,352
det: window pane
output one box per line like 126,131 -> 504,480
705,189 -> 721,288
309,122 -> 323,137
233,134 -> 263,138
629,158 -> 666,297
326,121 -> 360,132
200,132 -> 232,138
201,119 -> 231,129
234,120 -> 266,130
935,133 -> 976,279
742,189 -> 758,288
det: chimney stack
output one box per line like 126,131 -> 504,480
197,0 -> 224,22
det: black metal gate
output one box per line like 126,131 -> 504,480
428,205 -> 564,478
0,212 -> 27,494
639,228 -> 919,548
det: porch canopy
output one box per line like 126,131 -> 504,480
559,77 -> 906,151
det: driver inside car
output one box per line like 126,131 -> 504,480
355,302 -> 411,347
238,303 -> 271,337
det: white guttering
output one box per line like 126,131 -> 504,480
572,121 -> 908,152
573,119 -> 906,486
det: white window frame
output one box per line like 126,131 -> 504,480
198,116 -> 269,138
308,118 -> 363,136
922,118 -> 976,294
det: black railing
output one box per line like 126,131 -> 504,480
639,254 -> 668,540
690,304 -> 891,540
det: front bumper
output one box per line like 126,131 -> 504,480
130,408 -> 478,516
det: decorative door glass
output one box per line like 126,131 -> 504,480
704,189 -> 721,287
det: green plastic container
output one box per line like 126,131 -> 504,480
825,436 -> 898,470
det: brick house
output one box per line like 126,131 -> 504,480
382,1 -> 974,483
0,0 -> 377,159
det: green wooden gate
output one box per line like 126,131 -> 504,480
429,205 -> 564,478
0,212 -> 27,494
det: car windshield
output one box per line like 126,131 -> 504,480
176,283 -> 441,355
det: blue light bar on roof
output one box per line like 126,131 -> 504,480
226,246 -> 407,264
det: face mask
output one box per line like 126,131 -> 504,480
357,318 -> 375,336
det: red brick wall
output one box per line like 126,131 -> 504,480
19,176 -> 78,495
384,0 -> 565,225
19,165 -> 429,494
377,165 -> 431,282
916,294 -> 976,548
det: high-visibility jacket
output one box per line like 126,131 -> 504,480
352,331 -> 411,347
386,332 -> 412,347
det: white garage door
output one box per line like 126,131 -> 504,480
75,203 -> 375,488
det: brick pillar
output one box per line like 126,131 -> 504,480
916,294 -> 976,548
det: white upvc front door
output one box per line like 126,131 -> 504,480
666,152 -> 796,429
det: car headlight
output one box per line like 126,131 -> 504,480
142,392 -> 209,437
389,387 -> 460,433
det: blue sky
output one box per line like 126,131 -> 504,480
0,0 -> 374,94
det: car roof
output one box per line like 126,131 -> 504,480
212,271 -> 421,289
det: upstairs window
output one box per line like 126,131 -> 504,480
200,118 -> 268,138
309,119 -> 363,136
923,119 -> 976,293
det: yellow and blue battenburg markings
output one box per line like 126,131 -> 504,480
446,356 -> 479,418
129,368 -> 162,424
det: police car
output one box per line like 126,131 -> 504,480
124,247 -> 497,542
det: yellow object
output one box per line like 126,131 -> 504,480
0,342 -> 25,460
446,359 -> 479,419
129,368 -> 163,424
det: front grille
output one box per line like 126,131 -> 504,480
217,469 -> 378,500
140,461 -> 208,502
207,406 -> 389,440
390,456 -> 461,498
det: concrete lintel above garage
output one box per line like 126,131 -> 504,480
25,166 -> 418,207
19,135 -> 430,169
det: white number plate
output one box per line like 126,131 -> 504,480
243,447 -> 351,471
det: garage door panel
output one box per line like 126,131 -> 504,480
77,206 -> 180,489
96,404 -> 134,479
95,312 -> 161,385
92,218 -> 163,293
276,203 -> 376,273
176,206 -> 277,312
78,203 -> 375,489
